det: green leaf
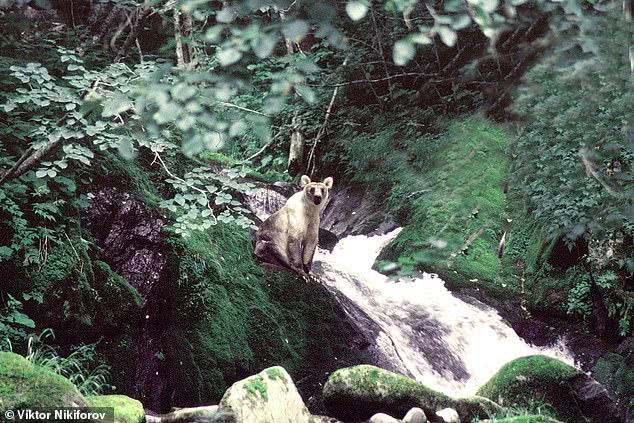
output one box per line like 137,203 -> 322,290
282,20 -> 309,42
118,138 -> 136,160
102,93 -> 133,117
393,39 -> 415,66
480,0 -> 499,13
11,312 -> 35,328
35,170 -> 48,178
65,103 -> 77,111
251,33 -> 277,59
346,1 -> 368,21
451,15 -> 472,30
437,26 -> 457,46
295,85 -> 316,103
216,6 -> 235,23
217,48 -> 242,66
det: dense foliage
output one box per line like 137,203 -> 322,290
512,10 -> 633,336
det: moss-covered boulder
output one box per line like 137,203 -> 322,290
86,395 -> 145,423
477,355 -> 624,423
220,366 -> 311,423
0,352 -> 87,411
322,365 -> 500,422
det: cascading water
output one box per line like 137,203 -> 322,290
313,228 -> 576,396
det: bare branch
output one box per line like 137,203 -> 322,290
306,56 -> 349,176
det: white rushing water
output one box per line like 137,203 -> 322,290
314,228 -> 575,397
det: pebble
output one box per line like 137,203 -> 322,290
436,408 -> 459,423
403,407 -> 427,423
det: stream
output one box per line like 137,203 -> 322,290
313,228 -> 576,396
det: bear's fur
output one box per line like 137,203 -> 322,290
254,175 -> 333,275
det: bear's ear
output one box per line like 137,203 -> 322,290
323,177 -> 333,189
300,175 -> 311,187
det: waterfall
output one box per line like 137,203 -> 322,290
313,228 -> 575,396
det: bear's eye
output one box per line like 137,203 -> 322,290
310,187 -> 315,194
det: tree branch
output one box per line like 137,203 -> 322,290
306,56 -> 349,176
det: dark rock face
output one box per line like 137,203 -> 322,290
569,373 -> 626,423
82,188 -> 167,301
321,185 -> 398,238
82,187 -> 171,411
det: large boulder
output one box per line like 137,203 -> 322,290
86,395 -> 145,423
322,365 -> 500,422
476,355 -> 625,423
0,352 -> 87,411
219,366 -> 312,423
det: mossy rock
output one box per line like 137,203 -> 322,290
220,366 -> 311,423
0,352 -> 87,411
322,364 -> 500,421
87,395 -> 145,423
477,355 -> 601,423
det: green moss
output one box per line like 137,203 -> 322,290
244,376 -> 268,400
86,395 -> 144,423
266,367 -> 285,382
323,365 -> 500,421
160,223 -> 362,407
96,151 -> 162,208
28,233 -> 97,330
374,116 -> 512,296
0,352 -> 87,411
476,355 -> 584,423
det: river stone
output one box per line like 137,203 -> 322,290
369,412 -> 400,423
144,405 -> 236,422
220,366 -> 311,423
86,395 -> 144,423
435,408 -> 459,423
476,355 -> 625,423
322,364 -> 500,421
403,407 -> 427,423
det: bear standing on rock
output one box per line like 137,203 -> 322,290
254,175 -> 333,276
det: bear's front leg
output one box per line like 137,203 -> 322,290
287,238 -> 306,275
302,228 -> 319,274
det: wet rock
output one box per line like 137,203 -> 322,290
570,373 -> 626,423
220,366 -> 312,423
86,395 -> 145,423
310,416 -> 344,423
82,187 -> 172,411
82,187 -> 167,301
477,355 -> 625,423
403,407 -> 427,423
369,413 -> 400,423
0,352 -> 87,412
144,405 -> 234,422
243,187 -> 288,221
435,408 -> 459,423
322,365 -> 500,422
321,184 -> 397,238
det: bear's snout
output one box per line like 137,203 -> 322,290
313,196 -> 322,205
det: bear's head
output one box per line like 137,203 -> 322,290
300,175 -> 333,206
